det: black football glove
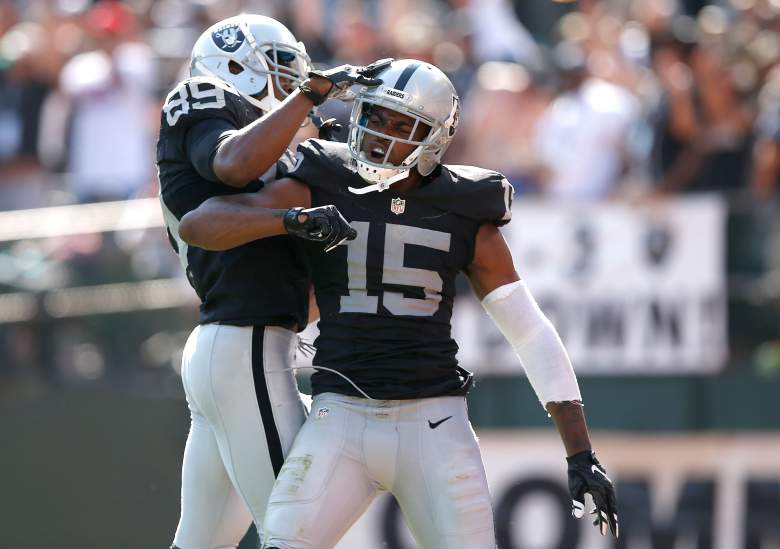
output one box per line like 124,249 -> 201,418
283,206 -> 357,252
305,58 -> 393,103
567,450 -> 619,538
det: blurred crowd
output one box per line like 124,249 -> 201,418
3,0 -> 780,208
3,0 -> 780,387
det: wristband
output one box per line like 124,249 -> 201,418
282,207 -> 306,233
298,82 -> 327,106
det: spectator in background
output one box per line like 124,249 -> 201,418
56,0 -> 157,203
0,20 -> 56,210
306,8 -> 386,137
650,7 -> 754,195
747,66 -> 780,272
0,0 -> 15,37
450,61 -> 551,193
533,41 -> 641,201
467,0 -> 543,71
744,64 -> 780,371
752,67 -> 780,199
288,0 -> 334,65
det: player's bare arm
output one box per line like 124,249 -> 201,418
179,178 -> 311,248
179,178 -> 355,252
214,61 -> 390,187
213,83 -> 331,187
465,222 -> 519,301
466,224 -> 590,450
467,222 -> 619,538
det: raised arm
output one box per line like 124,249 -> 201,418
466,223 -> 618,538
214,60 -> 391,186
213,85 -> 329,187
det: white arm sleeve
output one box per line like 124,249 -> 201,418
481,279 -> 581,407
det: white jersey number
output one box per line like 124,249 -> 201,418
339,222 -> 451,317
164,81 -> 226,127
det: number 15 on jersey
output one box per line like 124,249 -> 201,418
339,221 -> 451,317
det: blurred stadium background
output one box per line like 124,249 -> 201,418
1,0 -> 780,547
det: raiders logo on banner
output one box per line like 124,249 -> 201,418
212,24 -> 245,52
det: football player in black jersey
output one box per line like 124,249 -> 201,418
179,59 -> 619,548
158,14 -> 379,549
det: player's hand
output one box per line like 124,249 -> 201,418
566,450 -> 619,538
283,206 -> 357,252
308,58 -> 393,102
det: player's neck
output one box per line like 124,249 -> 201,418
392,171 -> 423,194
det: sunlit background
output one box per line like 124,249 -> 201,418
1,0 -> 780,547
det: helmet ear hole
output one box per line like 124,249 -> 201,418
411,122 -> 432,141
228,60 -> 244,75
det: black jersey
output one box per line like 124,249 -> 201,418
287,139 -> 513,399
156,76 -> 309,328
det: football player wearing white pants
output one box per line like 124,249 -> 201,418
178,59 -> 620,548
177,324 -> 304,546
157,14 -> 378,549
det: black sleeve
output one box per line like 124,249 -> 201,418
455,169 -> 514,227
183,119 -> 237,183
421,166 -> 514,227
490,174 -> 514,227
285,139 -> 353,192
286,139 -> 325,184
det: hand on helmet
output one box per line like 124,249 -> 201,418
301,58 -> 393,104
283,206 -> 357,252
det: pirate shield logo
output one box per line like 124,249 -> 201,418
212,23 -> 245,52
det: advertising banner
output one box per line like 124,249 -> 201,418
454,197 -> 727,374
336,432 -> 780,549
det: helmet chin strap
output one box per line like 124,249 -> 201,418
348,142 -> 425,194
348,169 -> 410,194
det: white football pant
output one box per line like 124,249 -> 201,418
173,324 -> 307,549
262,393 -> 496,549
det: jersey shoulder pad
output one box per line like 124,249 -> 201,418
160,76 -> 248,131
434,165 -> 514,226
286,139 -> 354,192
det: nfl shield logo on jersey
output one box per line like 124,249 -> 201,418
390,198 -> 406,215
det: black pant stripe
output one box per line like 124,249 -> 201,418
251,326 -> 285,476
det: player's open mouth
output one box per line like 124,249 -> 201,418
367,145 -> 387,161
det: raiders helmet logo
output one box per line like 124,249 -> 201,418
212,24 -> 245,52
384,88 -> 407,100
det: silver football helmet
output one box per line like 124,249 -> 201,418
190,14 -> 312,113
347,59 -> 460,193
